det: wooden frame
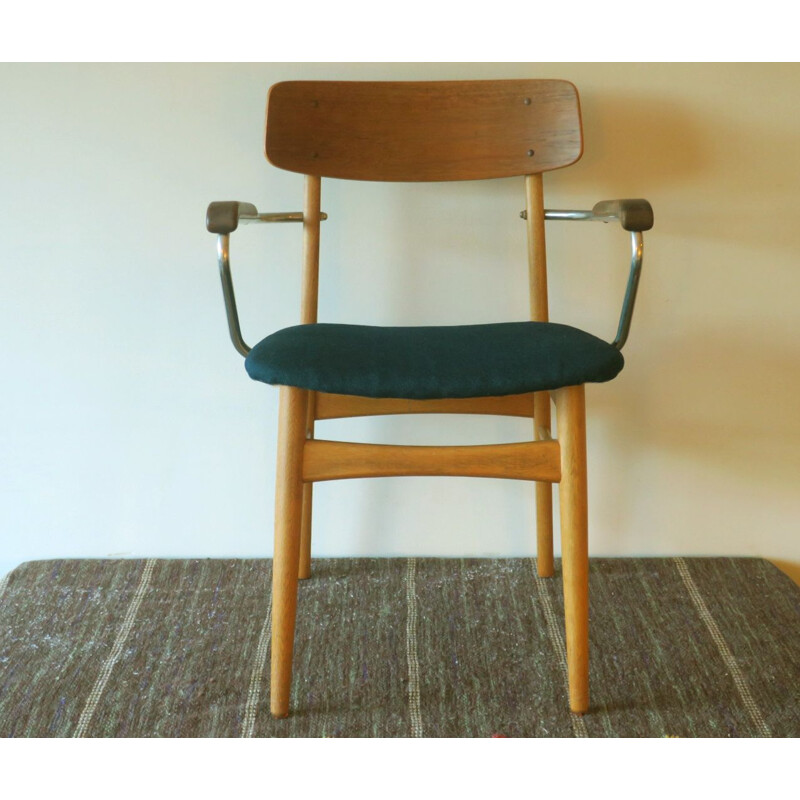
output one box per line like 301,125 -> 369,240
314,391 -> 536,420
267,80 -> 591,719
266,80 -> 583,181
303,439 -> 561,483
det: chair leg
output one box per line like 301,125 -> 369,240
271,385 -> 308,718
536,483 -> 554,576
298,395 -> 316,580
553,384 -> 589,714
298,484 -> 313,580
534,391 -> 554,577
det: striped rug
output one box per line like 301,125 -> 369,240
0,557 -> 797,737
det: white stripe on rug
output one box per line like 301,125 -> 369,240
530,559 -> 588,737
405,558 -> 424,737
241,595 -> 273,738
73,559 -> 156,737
675,557 -> 770,736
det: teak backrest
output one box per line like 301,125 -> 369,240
265,80 -> 583,182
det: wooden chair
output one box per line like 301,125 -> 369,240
206,79 -> 653,718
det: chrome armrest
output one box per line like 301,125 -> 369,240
520,198 -> 654,349
206,201 -> 327,358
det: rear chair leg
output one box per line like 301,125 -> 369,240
536,483 -> 555,577
298,393 -> 316,580
534,390 -> 554,577
298,484 -> 313,580
271,385 -> 308,718
553,384 -> 589,714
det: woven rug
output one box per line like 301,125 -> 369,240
0,557 -> 797,737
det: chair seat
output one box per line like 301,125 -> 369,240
244,321 -> 624,399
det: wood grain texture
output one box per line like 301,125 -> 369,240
525,173 -> 555,577
298,484 -> 313,581
535,448 -> 555,576
525,173 -> 549,324
271,386 -> 308,718
300,175 -> 321,325
302,439 -> 561,484
265,80 -> 582,181
553,384 -> 590,714
297,175 -> 321,580
314,391 -> 536,420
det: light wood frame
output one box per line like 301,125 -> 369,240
267,80 -> 591,719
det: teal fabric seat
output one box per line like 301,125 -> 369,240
245,321 -> 624,399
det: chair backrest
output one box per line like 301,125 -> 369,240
263,79 -> 582,356
265,79 -> 583,182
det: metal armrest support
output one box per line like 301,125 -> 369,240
520,198 -> 653,349
206,201 -> 327,357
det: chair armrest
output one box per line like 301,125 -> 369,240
521,198 -> 653,231
521,198 -> 654,349
590,199 -> 653,232
206,201 -> 259,234
586,200 -> 653,348
206,201 -> 327,358
207,201 -> 321,234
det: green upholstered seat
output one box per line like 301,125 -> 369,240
244,321 -> 624,400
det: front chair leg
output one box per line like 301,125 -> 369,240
271,385 -> 309,718
553,384 -> 589,714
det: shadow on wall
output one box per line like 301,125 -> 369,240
317,87 -> 800,573
578,90 -> 800,249
575,93 -> 706,191
583,89 -> 800,576
596,92 -> 799,439
593,331 -> 800,487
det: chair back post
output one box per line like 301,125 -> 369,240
524,173 -> 549,324
525,171 -> 556,576
301,174 -> 321,325
300,173 -> 321,431
298,174 -> 321,578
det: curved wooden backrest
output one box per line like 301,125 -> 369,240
265,80 -> 583,182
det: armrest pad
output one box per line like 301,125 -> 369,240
206,201 -> 259,234
591,199 -> 654,232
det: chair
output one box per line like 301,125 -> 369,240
206,79 -> 653,718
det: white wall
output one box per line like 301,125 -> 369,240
2,63 -> 798,581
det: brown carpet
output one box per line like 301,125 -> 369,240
0,557 -> 797,737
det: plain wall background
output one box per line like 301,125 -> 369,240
1,63 -> 798,581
